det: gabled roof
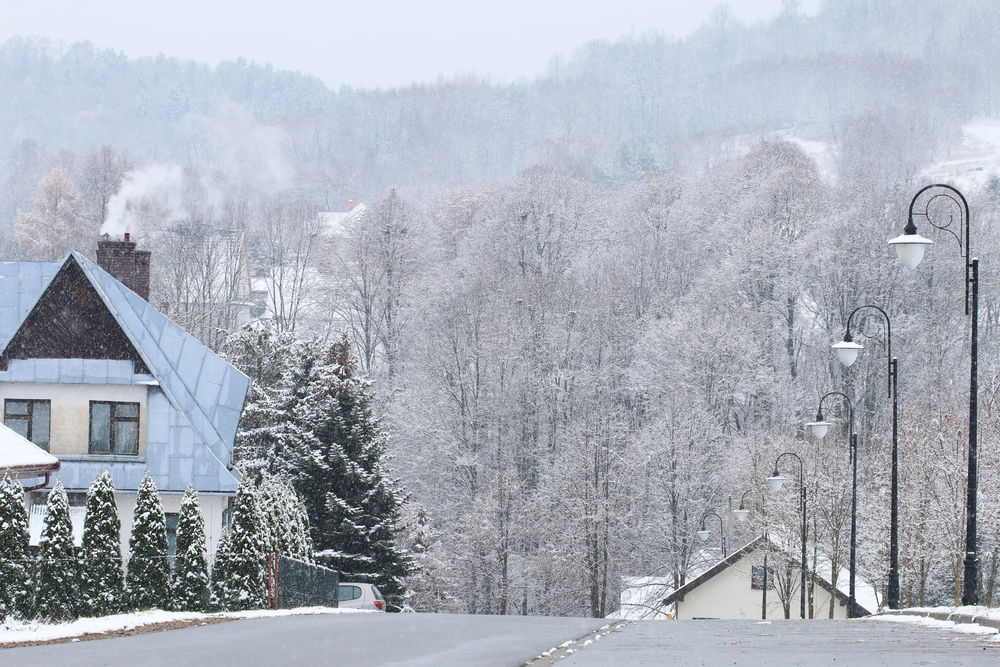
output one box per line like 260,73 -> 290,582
0,422 -> 60,479
0,251 -> 250,468
661,535 -> 870,616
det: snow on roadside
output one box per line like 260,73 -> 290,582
874,615 -> 998,635
0,606 -> 370,645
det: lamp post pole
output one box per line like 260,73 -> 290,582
767,453 -> 807,620
806,391 -> 859,618
834,304 -> 901,609
889,184 -> 978,605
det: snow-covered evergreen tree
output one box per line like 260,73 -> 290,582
79,471 -> 124,617
35,478 -> 78,621
221,475 -> 266,611
0,474 -> 33,621
288,337 -> 413,610
209,527 -> 232,611
223,320 -> 296,476
258,475 -> 313,563
126,471 -> 170,610
171,484 -> 210,611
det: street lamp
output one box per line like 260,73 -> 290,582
697,511 -> 727,557
808,391 -> 859,618
767,452 -> 807,620
834,304 -> 901,609
889,183 -> 979,606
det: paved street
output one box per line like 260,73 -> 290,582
559,619 -> 1000,667
4,615 -> 1000,667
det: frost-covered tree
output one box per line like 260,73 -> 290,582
126,471 -> 170,610
171,484 -> 210,612
35,478 -> 78,622
221,475 -> 266,611
288,337 -> 412,610
79,471 -> 124,617
0,474 -> 33,621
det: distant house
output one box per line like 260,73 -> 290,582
660,536 -> 873,620
0,237 -> 249,558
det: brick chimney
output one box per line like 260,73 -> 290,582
96,233 -> 151,301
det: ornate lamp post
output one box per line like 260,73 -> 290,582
767,453 -> 807,619
834,304 -> 901,609
696,511 -> 727,557
806,391 -> 859,618
888,183 -> 979,606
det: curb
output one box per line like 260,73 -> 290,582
872,609 -> 1000,632
523,620 -> 630,666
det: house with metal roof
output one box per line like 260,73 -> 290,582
0,238 -> 250,557
660,535 -> 873,620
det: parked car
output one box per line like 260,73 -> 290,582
339,583 -> 386,611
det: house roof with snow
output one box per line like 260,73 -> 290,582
661,535 -> 872,616
0,422 -> 60,480
0,251 -> 249,491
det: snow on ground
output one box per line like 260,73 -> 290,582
919,119 -> 1000,191
0,607 -> 371,645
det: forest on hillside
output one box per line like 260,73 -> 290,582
5,0 -> 1000,617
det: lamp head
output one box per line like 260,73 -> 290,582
832,339 -> 864,367
888,229 -> 933,269
696,526 -> 710,542
767,469 -> 785,492
733,507 -> 749,522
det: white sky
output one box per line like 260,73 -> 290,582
0,0 -> 821,90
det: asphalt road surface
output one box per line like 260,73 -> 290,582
4,615 -> 1000,667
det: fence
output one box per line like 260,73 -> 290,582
266,552 -> 339,609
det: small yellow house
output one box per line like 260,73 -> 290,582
661,536 -> 870,620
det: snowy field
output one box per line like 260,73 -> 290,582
0,606 -> 370,646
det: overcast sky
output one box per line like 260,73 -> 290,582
0,0 -> 821,90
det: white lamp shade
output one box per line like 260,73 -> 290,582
832,340 -> 864,367
806,420 -> 831,439
733,508 -> 749,522
767,474 -> 785,492
888,233 -> 933,269
696,529 -> 710,542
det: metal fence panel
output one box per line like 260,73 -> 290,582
267,553 -> 339,609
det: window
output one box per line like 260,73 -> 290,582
89,401 -> 140,455
339,585 -> 362,602
165,513 -> 179,560
4,399 -> 51,451
751,566 -> 774,590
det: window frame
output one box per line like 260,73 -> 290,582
88,400 -> 140,455
4,398 -> 51,451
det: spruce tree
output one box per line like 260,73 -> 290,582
171,484 -> 210,611
35,478 -> 78,622
126,471 -> 170,610
79,471 -> 124,617
288,337 -> 413,610
209,527 -> 232,611
223,475 -> 266,611
223,320 -> 296,476
0,474 -> 33,621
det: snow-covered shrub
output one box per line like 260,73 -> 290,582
219,475 -> 266,611
126,471 -> 170,610
35,478 -> 78,621
170,484 -> 210,611
0,474 -> 33,620
209,527 -> 232,611
79,470 -> 124,616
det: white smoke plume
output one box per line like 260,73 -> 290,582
102,164 -> 186,237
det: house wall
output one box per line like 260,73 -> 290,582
674,553 -> 850,620
26,490 -> 230,562
0,380 -> 148,456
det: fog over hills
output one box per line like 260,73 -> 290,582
1,0 -> 997,223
